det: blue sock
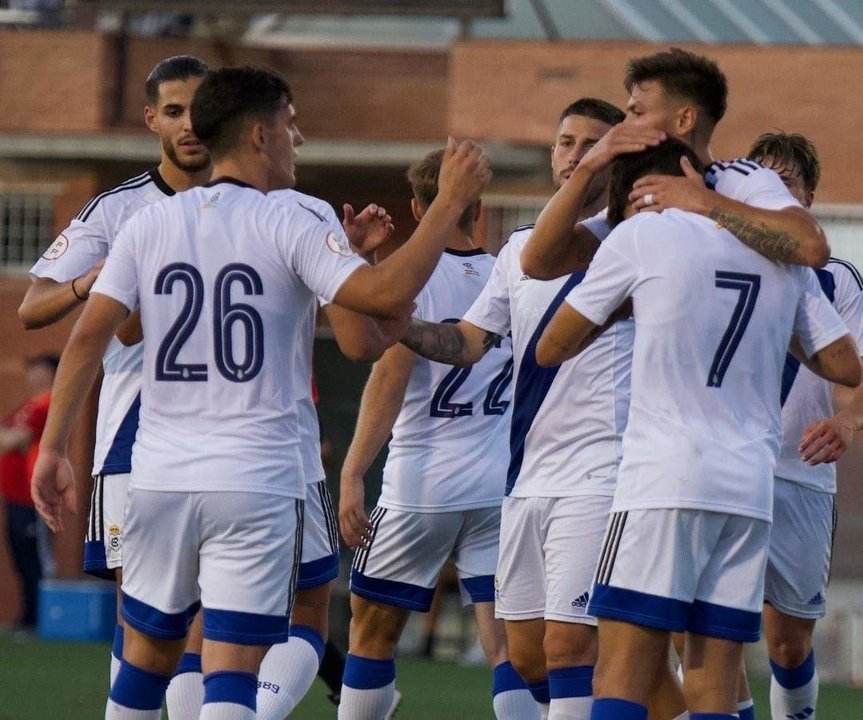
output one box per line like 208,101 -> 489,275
590,698 -> 647,719
112,625 -> 124,662
690,715 -> 737,719
492,661 -> 529,696
289,624 -> 326,664
527,678 -> 550,705
737,698 -> 756,719
174,652 -> 202,676
549,665 -> 593,698
203,670 -> 257,711
342,654 -> 396,689
109,659 -> 172,710
770,650 -> 815,689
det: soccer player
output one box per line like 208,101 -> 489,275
746,132 -> 863,720
337,148 -> 537,720
30,66 -> 490,720
535,139 -> 861,720
521,47 -> 830,283
18,54 -> 212,691
400,98 -> 634,720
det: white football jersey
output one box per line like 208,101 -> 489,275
463,225 -> 630,499
776,258 -> 863,492
91,179 -> 365,498
381,250 -> 514,512
30,169 -> 176,476
566,209 -> 848,522
268,188 -> 346,486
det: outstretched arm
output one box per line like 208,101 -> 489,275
339,344 -> 415,548
536,302 -> 599,367
31,293 -> 129,531
400,319 -> 498,367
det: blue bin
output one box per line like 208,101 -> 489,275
37,579 -> 117,641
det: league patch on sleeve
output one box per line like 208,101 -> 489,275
325,231 -> 354,257
41,233 -> 69,260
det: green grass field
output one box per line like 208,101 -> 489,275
1,635 -> 862,719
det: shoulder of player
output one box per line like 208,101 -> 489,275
73,170 -> 164,224
703,157 -> 772,189
501,225 -> 535,254
826,257 -> 863,292
266,189 -> 339,225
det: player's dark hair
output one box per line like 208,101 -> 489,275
145,55 -> 209,104
747,131 -> 820,195
607,139 -> 704,228
559,97 -> 625,128
407,148 -> 474,232
625,47 -> 727,126
26,354 -> 60,374
191,66 -> 292,160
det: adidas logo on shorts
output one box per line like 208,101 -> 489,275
807,592 -> 824,606
785,707 -> 814,718
571,591 -> 590,608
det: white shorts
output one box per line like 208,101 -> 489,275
350,505 -> 500,612
121,489 -> 303,645
83,473 -> 129,579
495,494 -> 612,624
589,509 -> 770,642
297,481 -> 340,590
764,477 -> 836,619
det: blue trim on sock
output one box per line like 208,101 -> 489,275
109,659 -> 171,711
737,702 -> 756,720
688,598 -> 761,643
588,583 -> 689,633
202,607 -> 289,645
549,665 -> 593,699
492,661 -> 527,696
121,591 -> 199,640
590,698 -> 647,719
350,569 -> 436,612
174,652 -> 202,677
342,654 -> 395,690
460,575 -> 495,604
770,649 -> 815,689
112,624 -> 124,661
690,714 -> 737,719
203,671 -> 257,711
527,679 -> 550,705
289,624 -> 326,664
297,552 -> 340,589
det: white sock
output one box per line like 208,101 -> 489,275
548,695 -> 592,719
165,671 -> 204,720
494,688 -> 541,719
771,669 -> 819,720
199,703 -> 255,720
538,703 -> 550,719
256,635 -> 323,720
338,682 -> 396,720
110,654 -> 122,687
104,701 -> 160,720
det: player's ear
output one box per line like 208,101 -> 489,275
144,104 -> 158,133
677,105 -> 697,136
410,198 -> 424,222
250,120 -> 268,153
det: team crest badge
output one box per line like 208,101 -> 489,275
463,262 -> 480,277
325,231 -> 353,257
107,524 -> 122,551
41,233 -> 69,260
202,192 -> 221,209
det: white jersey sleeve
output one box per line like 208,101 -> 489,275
831,259 -> 863,348
579,209 -> 612,243
462,235 -> 516,337
90,225 -> 140,311
564,230 -> 640,326
705,158 -> 801,211
792,267 -> 849,358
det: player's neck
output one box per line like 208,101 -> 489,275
156,159 -> 212,193
446,230 -> 476,252
208,157 -> 268,193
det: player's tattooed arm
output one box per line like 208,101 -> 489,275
708,208 -> 802,264
401,318 -> 499,367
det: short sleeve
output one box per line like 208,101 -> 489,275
564,224 -> 641,325
831,260 -> 863,351
793,268 -> 849,358
463,242 -> 513,336
283,209 -> 366,304
579,208 -> 612,242
29,205 -> 111,282
710,162 -> 802,211
90,222 -> 140,311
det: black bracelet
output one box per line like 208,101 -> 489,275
71,276 -> 88,301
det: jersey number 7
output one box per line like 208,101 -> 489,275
707,271 -> 761,388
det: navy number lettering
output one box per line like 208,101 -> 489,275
707,271 -> 761,388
